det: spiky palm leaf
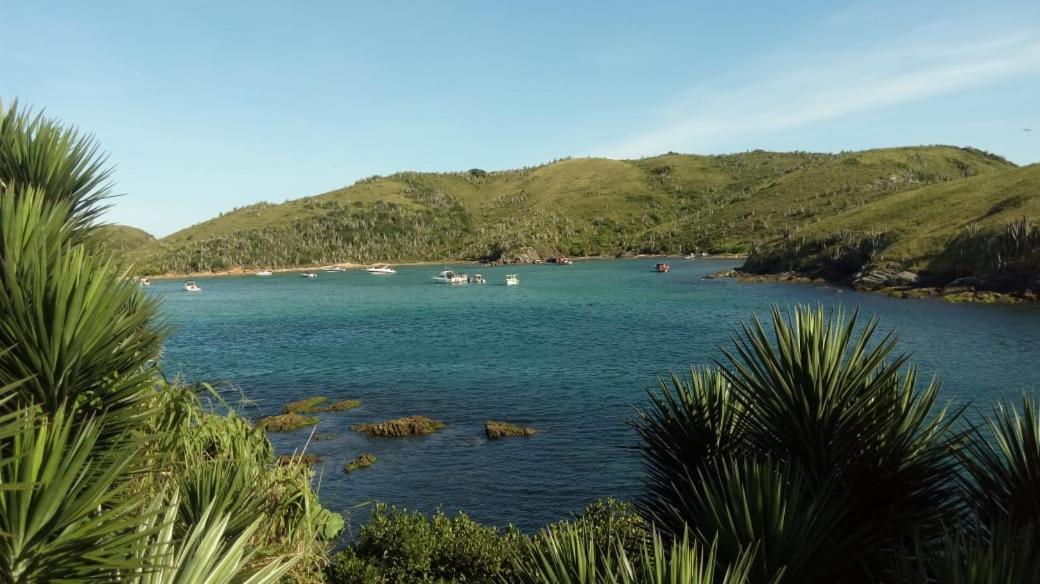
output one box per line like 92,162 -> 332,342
130,493 -> 299,584
0,186 -> 164,434
634,367 -> 744,536
0,406 -> 152,582
959,394 -> 1040,529
893,523 -> 1040,584
720,306 -> 962,558
0,101 -> 113,233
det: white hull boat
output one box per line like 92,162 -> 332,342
366,264 -> 397,275
183,280 -> 201,292
505,274 -> 519,286
256,270 -> 273,276
433,270 -> 468,284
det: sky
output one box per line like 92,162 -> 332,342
3,0 -> 1039,236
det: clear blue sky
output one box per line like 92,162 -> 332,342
4,0 -> 1039,236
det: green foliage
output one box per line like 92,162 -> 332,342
329,503 -> 525,583
931,218 -> 1040,290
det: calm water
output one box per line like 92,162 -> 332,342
155,259 -> 1040,531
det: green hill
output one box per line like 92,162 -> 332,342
90,224 -> 156,257
133,146 -> 1019,275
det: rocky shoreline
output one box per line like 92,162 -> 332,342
709,267 -> 1038,304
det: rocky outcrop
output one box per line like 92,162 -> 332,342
259,413 -> 319,432
344,453 -> 377,473
352,415 -> 445,437
703,269 -> 736,280
501,247 -> 543,264
485,420 -> 537,439
851,269 -> 919,290
276,453 -> 321,467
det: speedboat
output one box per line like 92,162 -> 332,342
433,270 -> 468,284
366,264 -> 397,275
505,274 -> 519,286
655,263 -> 671,273
323,266 -> 345,272
256,270 -> 273,276
472,274 -> 486,284
301,272 -> 317,278
183,280 -> 201,292
138,277 -> 151,287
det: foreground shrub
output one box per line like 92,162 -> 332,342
329,503 -> 524,583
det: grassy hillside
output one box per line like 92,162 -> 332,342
90,224 -> 156,257
133,146 -> 1017,275
743,163 -> 1040,291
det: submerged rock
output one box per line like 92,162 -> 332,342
282,396 -> 361,414
486,420 -> 537,439
352,415 -> 445,437
313,399 -> 361,413
276,453 -> 321,467
312,432 -> 339,441
344,453 -> 377,473
704,269 -> 736,280
283,396 -> 328,414
259,413 -> 319,432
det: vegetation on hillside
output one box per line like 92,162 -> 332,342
130,147 -> 1016,274
89,223 -> 155,256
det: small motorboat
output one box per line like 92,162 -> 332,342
323,266 -> 345,272
256,270 -> 273,276
432,270 -> 468,284
183,280 -> 201,292
301,272 -> 317,278
655,263 -> 671,273
138,277 -> 151,287
505,274 -> 519,286
366,264 -> 397,275
471,274 -> 486,284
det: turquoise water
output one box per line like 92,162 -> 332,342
154,259 -> 1040,531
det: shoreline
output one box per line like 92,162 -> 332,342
147,253 -> 748,280
719,269 -> 1038,304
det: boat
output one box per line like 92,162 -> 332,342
183,280 -> 201,292
505,274 -> 519,286
655,263 -> 671,273
301,272 -> 317,278
138,277 -> 151,287
548,256 -> 573,265
256,270 -> 273,276
365,264 -> 397,275
472,274 -> 486,284
323,266 -> 345,272
432,270 -> 468,284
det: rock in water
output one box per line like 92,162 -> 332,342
276,453 -> 321,467
351,415 -> 445,437
259,413 -> 319,432
485,420 -> 537,439
344,453 -> 377,473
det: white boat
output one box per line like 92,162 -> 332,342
323,267 -> 345,272
432,270 -> 468,284
256,270 -> 273,276
138,277 -> 151,287
472,274 -> 486,284
183,280 -> 201,292
505,274 -> 519,286
301,272 -> 317,278
365,264 -> 397,275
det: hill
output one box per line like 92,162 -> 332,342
132,146 -> 1018,275
90,224 -> 156,257
742,163 -> 1040,294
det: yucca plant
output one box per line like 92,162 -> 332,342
0,406 -> 152,583
637,305 -> 963,582
893,523 -> 1040,584
516,522 -> 756,584
0,101 -> 113,234
959,395 -> 1040,529
0,185 -> 163,435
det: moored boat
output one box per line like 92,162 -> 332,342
655,263 -> 671,273
432,270 -> 468,284
472,274 -> 486,284
256,270 -> 273,276
183,280 -> 201,292
366,264 -> 397,274
301,272 -> 317,278
505,274 -> 519,286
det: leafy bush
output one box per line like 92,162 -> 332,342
329,503 -> 524,583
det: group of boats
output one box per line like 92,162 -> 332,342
432,270 -> 518,285
182,263 -> 519,292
